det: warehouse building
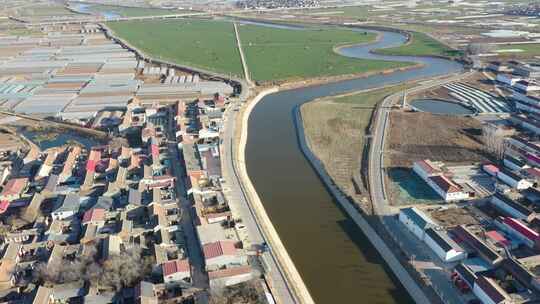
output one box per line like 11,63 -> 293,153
424,228 -> 467,262
398,207 -> 437,240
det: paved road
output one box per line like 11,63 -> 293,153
220,99 -> 297,304
166,109 -> 209,299
367,72 -> 475,304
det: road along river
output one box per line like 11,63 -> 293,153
244,29 -> 463,303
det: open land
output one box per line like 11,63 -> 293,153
107,19 -> 244,76
301,83 -> 413,210
386,111 -> 487,168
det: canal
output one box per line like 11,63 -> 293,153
245,29 -> 463,303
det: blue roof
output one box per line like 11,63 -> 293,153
401,207 -> 435,229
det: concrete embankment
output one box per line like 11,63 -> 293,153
293,105 -> 430,304
237,88 -> 315,304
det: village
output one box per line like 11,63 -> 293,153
0,21 -> 264,304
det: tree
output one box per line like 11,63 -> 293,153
466,43 -> 495,55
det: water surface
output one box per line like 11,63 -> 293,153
245,28 -> 463,303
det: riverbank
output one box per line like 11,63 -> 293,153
293,105 -> 431,303
236,88 -> 315,304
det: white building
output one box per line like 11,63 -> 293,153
514,80 -> 540,93
398,207 -> 437,240
497,169 -> 533,190
427,175 -> 470,202
413,159 -> 441,180
495,73 -> 521,86
162,259 -> 191,285
491,193 -> 534,221
424,228 -> 467,262
202,240 -> 246,271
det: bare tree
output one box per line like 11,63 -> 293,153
482,123 -> 507,160
466,43 -> 495,55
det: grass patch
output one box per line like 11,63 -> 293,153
17,4 -> 76,17
239,24 -> 411,81
301,83 -> 412,197
377,31 -> 461,58
82,4 -> 189,17
106,19 -> 243,76
497,43 -> 540,57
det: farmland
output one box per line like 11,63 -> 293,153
377,31 -> 461,58
497,43 -> 540,57
106,19 -> 244,76
81,4 -> 189,17
239,24 -> 411,82
108,19 -> 411,82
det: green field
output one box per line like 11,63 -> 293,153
497,43 -> 540,57
83,4 -> 189,17
239,24 -> 410,81
377,31 -> 461,58
108,19 -> 412,82
107,19 -> 243,76
17,4 -> 76,17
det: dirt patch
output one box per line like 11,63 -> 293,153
387,111 -> 488,168
430,206 -> 481,227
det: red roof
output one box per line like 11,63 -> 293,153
483,164 -> 500,174
82,208 -> 105,224
151,144 -> 159,158
203,241 -> 237,260
486,230 -> 510,247
1,178 -> 28,197
86,150 -> 101,172
503,217 -> 539,241
162,259 -> 190,276
416,160 -> 440,175
428,175 -> 461,193
0,200 -> 10,214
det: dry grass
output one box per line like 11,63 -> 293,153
387,111 -> 488,168
301,84 -> 412,203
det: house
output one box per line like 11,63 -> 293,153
513,63 -> 540,78
497,168 -> 533,190
424,228 -> 467,262
0,178 -> 28,201
32,286 -> 53,304
202,240 -> 245,271
0,243 -> 21,290
514,80 -> 540,93
102,235 -> 121,260
51,194 -> 80,220
497,217 -> 539,249
427,175 -> 470,202
134,281 -> 157,304
503,155 -> 529,171
452,225 -> 503,267
495,73 -> 521,86
59,146 -> 81,183
81,208 -> 105,226
37,151 -> 57,179
162,259 -> 191,285
483,164 -> 500,177
487,61 -> 511,73
208,266 -> 252,289
454,263 -> 478,290
398,207 -> 437,240
473,276 -> 510,304
413,159 -> 442,180
491,193 -> 535,221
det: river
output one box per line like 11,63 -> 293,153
244,29 -> 463,303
